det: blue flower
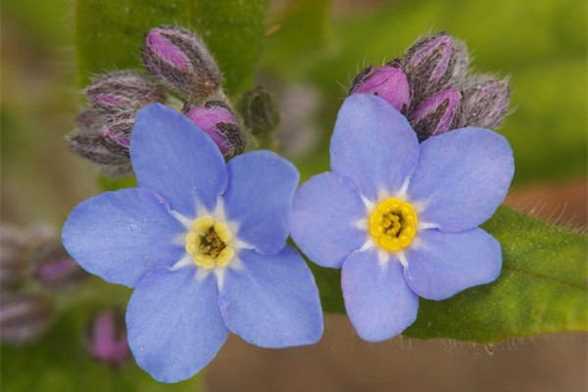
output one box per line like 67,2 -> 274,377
290,94 -> 514,342
62,104 -> 323,383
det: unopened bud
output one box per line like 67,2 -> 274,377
184,101 -> 245,159
85,71 -> 166,113
0,294 -> 54,345
86,309 -> 130,366
0,225 -> 28,291
66,133 -> 129,165
143,26 -> 221,102
349,62 -> 411,112
238,86 -> 280,135
403,33 -> 469,104
410,88 -> 462,140
75,109 -> 105,133
98,113 -> 134,156
67,111 -> 134,176
32,242 -> 87,289
459,76 -> 510,129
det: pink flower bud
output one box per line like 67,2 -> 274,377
350,63 -> 411,112
143,26 -> 221,102
0,294 -> 54,345
184,102 -> 245,159
459,75 -> 510,129
85,71 -> 166,113
403,33 -> 469,103
99,113 -> 134,153
86,309 -> 130,367
410,88 -> 462,140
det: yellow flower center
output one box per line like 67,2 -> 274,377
368,197 -> 419,253
185,215 -> 235,269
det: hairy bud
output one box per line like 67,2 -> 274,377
66,133 -> 129,165
403,33 -> 469,104
238,86 -> 280,136
67,110 -> 134,176
143,26 -> 221,102
74,109 -> 104,133
410,87 -> 462,140
184,101 -> 245,159
350,62 -> 411,112
98,113 -> 134,155
0,294 -> 54,345
459,75 -> 510,129
85,71 -> 166,113
86,309 -> 130,366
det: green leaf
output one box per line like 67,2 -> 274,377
312,207 -> 588,342
76,0 -> 268,94
1,301 -> 203,391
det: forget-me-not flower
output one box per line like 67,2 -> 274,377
62,104 -> 323,382
291,94 -> 514,342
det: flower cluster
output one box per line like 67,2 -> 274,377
67,26 -> 247,176
62,28 -> 515,383
350,33 -> 510,141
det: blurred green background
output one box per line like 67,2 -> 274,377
1,0 -> 586,391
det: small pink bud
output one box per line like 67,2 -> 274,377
410,88 -> 462,140
86,309 -> 130,367
143,26 -> 221,102
85,71 -> 165,113
403,33 -> 469,103
184,102 -> 245,159
459,75 -> 510,129
350,63 -> 411,112
99,113 -> 134,153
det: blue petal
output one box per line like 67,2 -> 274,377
62,188 -> 184,288
408,127 -> 514,232
224,151 -> 299,255
131,104 -> 227,215
330,94 -> 419,201
342,250 -> 419,342
126,268 -> 228,383
218,247 -> 323,348
404,228 -> 502,300
291,172 -> 366,268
